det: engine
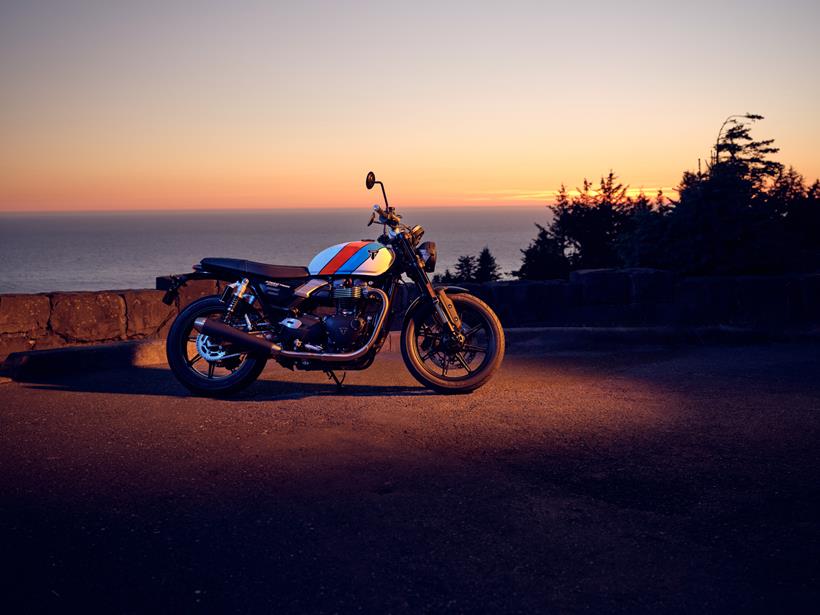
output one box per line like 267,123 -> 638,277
276,279 -> 370,352
324,280 -> 368,351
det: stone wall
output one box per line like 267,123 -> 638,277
457,269 -> 820,328
1,270 -> 818,362
0,280 -> 221,360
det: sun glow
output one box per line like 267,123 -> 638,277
0,2 -> 817,212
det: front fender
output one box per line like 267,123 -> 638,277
402,285 -> 470,328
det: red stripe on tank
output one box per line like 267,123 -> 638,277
318,241 -> 369,275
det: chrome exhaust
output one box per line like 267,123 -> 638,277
193,288 -> 390,363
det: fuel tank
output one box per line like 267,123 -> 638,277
308,241 -> 394,277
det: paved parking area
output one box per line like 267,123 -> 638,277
2,343 -> 819,612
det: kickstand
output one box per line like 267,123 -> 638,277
325,369 -> 346,391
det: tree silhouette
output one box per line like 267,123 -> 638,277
667,114 -> 789,274
615,191 -> 670,269
769,168 -> 820,269
517,172 -> 631,278
516,113 -> 819,277
454,255 -> 477,282
714,114 -> 782,188
433,268 -> 456,283
513,224 -> 569,280
474,247 -> 501,282
552,173 -> 630,269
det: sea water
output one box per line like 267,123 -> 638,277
0,206 -> 550,293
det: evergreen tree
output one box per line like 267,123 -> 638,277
667,114 -> 788,274
514,223 -> 569,280
515,172 -> 629,278
615,191 -> 671,269
714,113 -> 782,189
516,114 -> 818,278
474,247 -> 501,282
553,173 -> 630,269
768,168 -> 820,270
454,254 -> 477,282
433,269 -> 455,283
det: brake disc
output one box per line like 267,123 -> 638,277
195,334 -> 228,362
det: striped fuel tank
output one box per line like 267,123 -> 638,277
307,241 -> 395,277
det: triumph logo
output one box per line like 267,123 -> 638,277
368,249 -> 379,260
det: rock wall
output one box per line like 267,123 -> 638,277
457,269 -> 820,328
1,270 -> 818,362
0,280 -> 221,360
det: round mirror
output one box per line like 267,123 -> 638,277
366,171 -> 376,190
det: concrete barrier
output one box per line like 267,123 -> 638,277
1,270 -> 819,368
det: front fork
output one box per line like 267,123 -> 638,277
404,248 -> 464,344
432,289 -> 464,342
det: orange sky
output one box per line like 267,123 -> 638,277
1,1 -> 818,212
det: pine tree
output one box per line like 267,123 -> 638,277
714,113 -> 782,189
474,247 -> 501,282
454,255 -> 477,282
514,223 -> 569,280
669,114 -> 789,274
515,114 -> 818,277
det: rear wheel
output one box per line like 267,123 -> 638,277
166,296 -> 267,397
401,293 -> 504,394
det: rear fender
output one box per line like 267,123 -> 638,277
155,271 -> 217,305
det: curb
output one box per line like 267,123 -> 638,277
503,325 -> 820,352
2,326 -> 818,381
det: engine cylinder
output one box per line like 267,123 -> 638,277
332,284 -> 363,313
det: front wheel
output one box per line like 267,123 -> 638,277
401,293 -> 504,394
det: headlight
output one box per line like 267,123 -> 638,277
410,225 -> 425,245
418,241 -> 437,272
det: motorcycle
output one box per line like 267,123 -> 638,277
159,172 -> 504,396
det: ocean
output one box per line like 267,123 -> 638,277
0,206 -> 550,293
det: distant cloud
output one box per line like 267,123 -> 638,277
466,186 -> 677,203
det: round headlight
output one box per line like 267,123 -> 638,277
418,241 -> 437,273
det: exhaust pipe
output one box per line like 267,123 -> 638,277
193,288 -> 390,363
193,316 -> 279,356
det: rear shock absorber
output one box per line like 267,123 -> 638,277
225,278 -> 250,319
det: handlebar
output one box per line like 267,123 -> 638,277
370,204 -> 401,228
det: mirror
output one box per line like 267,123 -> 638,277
366,171 -> 376,190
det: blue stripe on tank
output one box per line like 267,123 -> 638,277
335,242 -> 382,274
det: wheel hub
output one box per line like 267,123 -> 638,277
195,334 -> 228,362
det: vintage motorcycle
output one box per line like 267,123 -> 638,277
159,172 -> 504,396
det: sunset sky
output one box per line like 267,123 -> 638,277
1,0 -> 818,211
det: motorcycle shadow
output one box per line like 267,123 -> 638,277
19,366 -> 432,401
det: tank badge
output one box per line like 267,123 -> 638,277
368,249 -> 380,260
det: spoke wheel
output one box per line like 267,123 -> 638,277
401,293 -> 504,394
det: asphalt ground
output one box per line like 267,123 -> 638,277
1,343 -> 818,613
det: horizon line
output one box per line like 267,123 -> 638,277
0,202 -> 556,214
